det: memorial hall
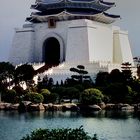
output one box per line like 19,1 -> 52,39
9,0 -> 134,82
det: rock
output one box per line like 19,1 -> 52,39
47,103 -> 54,111
53,104 -> 63,111
10,103 -> 19,110
0,103 -> 19,110
105,103 -> 115,110
114,103 -> 124,110
27,103 -> 45,111
43,104 -> 49,110
22,101 -> 32,106
3,103 -> 12,110
62,103 -> 78,111
121,104 -> 134,111
137,103 -> 140,111
98,102 -> 106,109
0,103 -> 6,110
43,104 -> 63,111
38,103 -> 45,111
132,103 -> 140,111
27,104 -> 38,111
88,105 -> 101,111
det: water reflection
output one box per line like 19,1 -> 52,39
133,111 -> 140,120
0,110 -> 139,119
80,110 -> 135,119
0,110 -> 140,140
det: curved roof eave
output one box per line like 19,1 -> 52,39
99,0 -> 115,6
32,2 -> 113,12
36,0 -> 115,6
28,10 -> 120,24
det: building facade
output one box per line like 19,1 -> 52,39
9,0 -> 134,83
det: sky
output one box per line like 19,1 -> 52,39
0,0 -> 140,62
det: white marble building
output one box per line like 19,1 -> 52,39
9,0 -> 134,83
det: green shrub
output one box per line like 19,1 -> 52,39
41,89 -> 51,94
41,89 -> 57,103
2,89 -> 17,103
21,126 -> 98,140
25,92 -> 44,103
81,88 -> 104,105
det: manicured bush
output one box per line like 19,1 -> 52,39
81,88 -> 104,105
2,89 -> 17,103
41,89 -> 51,94
21,126 -> 98,140
41,89 -> 57,103
25,92 -> 44,103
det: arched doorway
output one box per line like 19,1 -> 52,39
43,37 -> 60,65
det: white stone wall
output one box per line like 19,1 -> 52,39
66,20 -> 90,62
87,20 -> 113,63
113,29 -> 134,65
9,27 -> 35,65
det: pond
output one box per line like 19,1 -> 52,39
0,110 -> 140,140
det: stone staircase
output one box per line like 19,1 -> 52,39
33,61 -> 121,84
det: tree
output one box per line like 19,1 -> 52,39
38,76 -> 54,90
41,89 -> 57,103
51,87 -> 66,103
12,85 -> 24,97
0,62 -> 15,89
121,62 -> 133,83
2,89 -> 17,103
14,64 -> 35,87
103,83 -> 132,103
128,79 -> 140,103
81,88 -> 104,105
109,69 -> 124,83
133,57 -> 140,79
64,87 -> 80,102
70,65 -> 89,83
95,72 -> 109,86
47,78 -> 54,89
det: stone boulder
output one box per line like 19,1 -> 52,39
10,103 -> 19,110
79,104 -> 101,112
38,103 -> 45,111
62,103 -> 79,111
121,104 -> 134,111
27,103 -> 45,111
53,104 -> 63,111
88,105 -> 101,111
0,103 -> 19,110
137,103 -> 140,111
105,103 -> 115,110
114,103 -> 124,110
3,103 -> 12,110
0,103 -> 6,110
98,102 -> 106,109
43,104 -> 50,111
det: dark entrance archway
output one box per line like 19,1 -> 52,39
43,37 -> 60,65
